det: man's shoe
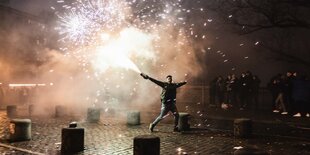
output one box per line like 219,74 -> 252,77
281,111 -> 288,115
293,113 -> 301,117
273,110 -> 280,113
149,123 -> 154,132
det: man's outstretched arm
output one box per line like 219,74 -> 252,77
140,73 -> 165,87
175,81 -> 187,88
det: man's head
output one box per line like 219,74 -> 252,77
286,71 -> 292,77
166,75 -> 172,83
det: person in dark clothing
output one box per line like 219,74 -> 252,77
268,74 -> 282,112
215,76 -> 225,108
291,75 -> 310,117
284,71 -> 294,114
225,75 -> 232,106
239,72 -> 252,110
275,75 -> 288,114
225,74 -> 238,108
252,75 -> 261,109
140,73 -> 187,132
245,71 -> 254,108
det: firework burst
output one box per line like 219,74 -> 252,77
56,0 -> 131,46
54,0 -> 194,74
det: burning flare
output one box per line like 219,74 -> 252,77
92,27 -> 155,73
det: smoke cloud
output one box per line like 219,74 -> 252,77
0,1 -> 206,118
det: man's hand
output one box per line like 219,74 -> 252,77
140,73 -> 149,79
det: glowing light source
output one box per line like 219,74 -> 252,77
9,84 -> 47,87
53,0 -> 198,77
92,28 -> 155,73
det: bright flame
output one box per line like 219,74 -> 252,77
100,33 -> 111,42
54,0 -> 200,82
92,27 -> 155,73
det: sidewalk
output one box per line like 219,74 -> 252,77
198,105 -> 310,139
0,109 -> 309,155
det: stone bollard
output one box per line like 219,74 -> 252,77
234,147 -> 269,155
178,112 -> 190,131
134,135 -> 160,155
69,122 -> 77,128
87,108 -> 100,123
234,118 -> 252,138
61,124 -> 84,153
55,105 -> 66,117
7,105 -> 17,118
9,119 -> 31,142
127,111 -> 140,125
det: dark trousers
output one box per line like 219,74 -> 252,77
152,103 -> 179,128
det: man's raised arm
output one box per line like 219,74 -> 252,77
140,73 -> 165,87
175,81 -> 187,88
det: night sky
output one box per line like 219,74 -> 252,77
4,0 -> 310,85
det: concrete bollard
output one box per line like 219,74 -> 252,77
234,147 -> 269,155
127,111 -> 140,125
9,119 -> 31,142
234,118 -> 252,138
87,108 -> 100,123
178,112 -> 190,131
55,105 -> 66,117
69,122 -> 77,128
61,126 -> 84,153
134,135 -> 160,155
7,105 -> 17,118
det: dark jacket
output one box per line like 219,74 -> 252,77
149,77 -> 186,104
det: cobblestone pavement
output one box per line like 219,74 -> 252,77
0,110 -> 309,155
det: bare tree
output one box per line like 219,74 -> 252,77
206,0 -> 310,67
207,0 -> 310,34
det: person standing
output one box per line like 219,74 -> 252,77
226,74 -> 238,108
239,72 -> 250,110
268,74 -> 281,113
140,73 -> 187,132
252,75 -> 261,109
215,76 -> 225,108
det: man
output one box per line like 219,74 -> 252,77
140,73 -> 187,132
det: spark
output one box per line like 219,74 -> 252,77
177,147 -> 183,152
53,0 -> 206,83
234,146 -> 243,150
56,0 -> 130,45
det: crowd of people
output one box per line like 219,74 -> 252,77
268,71 -> 310,117
0,85 -> 37,105
209,71 -> 310,117
209,71 -> 261,111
